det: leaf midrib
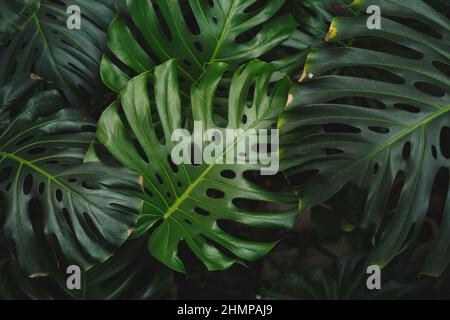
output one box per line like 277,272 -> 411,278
163,121 -> 264,220
0,150 -> 107,213
315,104 -> 450,187
31,13 -> 67,88
208,0 -> 238,64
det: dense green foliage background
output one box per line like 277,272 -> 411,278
0,0 -> 449,299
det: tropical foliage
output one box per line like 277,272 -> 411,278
0,0 -> 449,299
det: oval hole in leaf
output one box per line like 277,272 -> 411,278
38,182 -> 45,194
432,61 -> 450,78
23,174 -> 33,195
179,0 -> 200,35
27,147 -> 46,155
432,145 -> 438,159
403,141 -> 412,161
55,189 -> 63,202
62,208 -> 75,234
28,198 -> 44,234
414,81 -> 445,97
155,173 -> 164,184
393,103 -> 420,114
194,207 -> 210,216
194,41 -> 203,52
153,2 -> 173,41
368,126 -> 390,134
385,171 -> 406,212
323,123 -> 361,134
373,162 -> 380,175
0,167 -> 12,183
440,127 -> 450,159
220,170 -> 236,179
206,188 -> 225,199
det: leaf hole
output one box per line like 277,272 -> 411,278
206,188 -> 225,199
414,81 -> 445,97
402,141 -> 411,161
373,162 -> 380,175
368,126 -> 390,134
0,167 -> 12,183
194,41 -> 203,52
155,173 -> 164,184
38,182 -> 45,194
432,145 -> 438,159
27,147 -> 46,155
220,170 -> 236,179
55,189 -> 63,202
153,2 -> 173,41
179,0 -> 200,35
23,174 -> 33,195
440,127 -> 450,159
323,123 -> 361,134
385,171 -> 406,212
393,103 -> 420,114
194,207 -> 210,216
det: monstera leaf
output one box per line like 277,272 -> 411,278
97,59 -> 298,273
0,0 -> 124,106
0,0 -> 38,41
286,0 -> 348,37
0,74 -> 140,275
279,0 -> 450,275
100,0 -> 297,92
269,0 -> 351,80
0,239 -> 173,300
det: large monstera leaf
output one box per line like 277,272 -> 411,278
279,0 -> 450,276
0,239 -> 172,300
0,74 -> 139,275
0,0 -> 124,106
100,0 -> 297,92
97,59 -> 298,273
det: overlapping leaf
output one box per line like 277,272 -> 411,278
97,59 -> 298,273
279,0 -> 450,275
100,0 -> 297,92
0,0 -> 124,106
0,0 -> 38,41
0,74 -> 140,275
0,239 -> 172,300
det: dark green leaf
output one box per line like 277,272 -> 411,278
98,59 -> 298,273
0,74 -> 140,275
279,0 -> 450,275
101,0 -> 297,92
0,0 -> 124,106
